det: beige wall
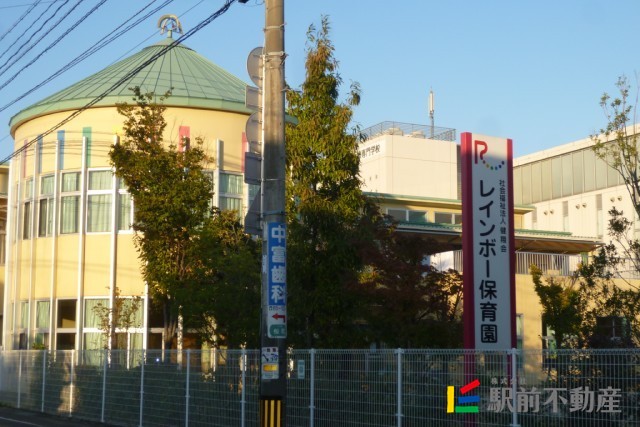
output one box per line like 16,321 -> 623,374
360,134 -> 459,199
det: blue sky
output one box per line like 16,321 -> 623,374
0,0 -> 638,160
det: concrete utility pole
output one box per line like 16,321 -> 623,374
259,0 -> 286,426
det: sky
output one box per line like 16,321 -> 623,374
0,0 -> 638,161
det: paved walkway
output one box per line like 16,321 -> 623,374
0,407 -> 114,426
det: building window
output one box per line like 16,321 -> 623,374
61,172 -> 80,234
38,175 -> 55,237
23,178 -> 33,239
19,301 -> 29,329
434,212 -> 462,225
36,301 -> 50,329
219,172 -> 243,214
57,299 -> 77,350
87,170 -> 113,233
387,208 -> 406,222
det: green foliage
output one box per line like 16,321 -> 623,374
187,209 -> 261,348
285,16 -> 368,348
531,265 -> 586,348
356,208 -> 463,348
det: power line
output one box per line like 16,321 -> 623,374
0,0 -> 43,45
0,0 -> 173,113
1,0 -> 240,165
0,0 -> 111,93
0,0 -> 68,68
0,1 -> 63,10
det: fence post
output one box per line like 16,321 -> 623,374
139,354 -> 145,427
69,350 -> 75,416
17,351 -> 22,409
396,348 -> 403,427
101,348 -> 107,423
185,350 -> 191,427
41,350 -> 46,412
240,348 -> 246,427
509,348 -> 520,427
309,349 -> 315,427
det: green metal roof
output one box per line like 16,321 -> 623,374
10,37 -> 250,133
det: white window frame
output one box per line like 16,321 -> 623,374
86,169 -> 113,233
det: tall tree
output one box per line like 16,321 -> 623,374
285,16 -> 367,347
110,88 -> 213,350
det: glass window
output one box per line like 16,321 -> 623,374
62,172 -> 80,192
85,298 -> 108,328
40,175 -> 54,195
118,193 -> 132,231
551,157 -> 562,199
23,201 -> 31,239
87,194 -> 112,232
89,170 -> 113,190
453,214 -> 463,224
572,151 -> 583,195
435,212 -> 455,224
219,173 -> 243,195
541,159 -> 552,201
219,173 -> 243,215
606,153 -> 618,188
531,162 -> 541,203
36,301 -> 50,329
583,149 -> 595,192
561,154 -> 573,197
38,198 -> 54,237
521,164 -> 531,205
387,209 -> 406,222
595,156 -> 608,190
60,196 -> 79,234
56,333 -> 76,350
19,301 -> 29,329
513,167 -> 522,205
57,299 -> 77,328
408,210 -> 428,223
24,178 -> 33,199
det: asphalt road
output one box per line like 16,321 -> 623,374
0,407 -> 113,427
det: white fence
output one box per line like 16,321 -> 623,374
0,348 -> 638,426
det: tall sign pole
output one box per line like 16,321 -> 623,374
259,0 -> 286,426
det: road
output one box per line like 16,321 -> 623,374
0,407 -> 113,427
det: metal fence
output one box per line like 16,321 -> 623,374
0,348 -> 638,426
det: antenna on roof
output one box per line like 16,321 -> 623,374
429,88 -> 435,138
158,14 -> 183,39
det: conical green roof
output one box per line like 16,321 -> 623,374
10,37 -> 250,132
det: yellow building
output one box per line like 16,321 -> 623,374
3,28 -> 252,351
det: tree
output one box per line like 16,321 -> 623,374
110,88 -> 213,351
356,211 -> 463,348
188,209 -> 261,348
285,16 -> 368,347
92,287 -> 142,350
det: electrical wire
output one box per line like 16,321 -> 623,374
0,0 -> 69,69
0,0 -> 43,45
0,0 -> 239,165
0,0 -> 111,93
0,0 -> 173,113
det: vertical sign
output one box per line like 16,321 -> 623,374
266,222 -> 286,339
461,133 -> 516,350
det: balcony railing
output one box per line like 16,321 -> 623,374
361,121 -> 456,142
430,250 -> 640,280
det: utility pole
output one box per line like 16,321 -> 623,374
259,0 -> 286,426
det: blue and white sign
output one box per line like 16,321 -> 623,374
267,222 -> 287,338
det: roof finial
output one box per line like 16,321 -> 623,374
158,14 -> 183,39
